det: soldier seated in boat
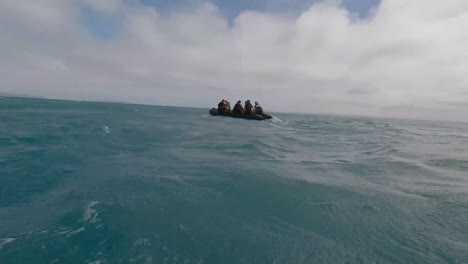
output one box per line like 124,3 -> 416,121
254,101 -> 263,115
217,99 -> 224,113
225,100 -> 232,112
232,100 -> 244,114
244,100 -> 253,115
217,99 -> 228,113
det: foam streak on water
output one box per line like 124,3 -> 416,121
0,97 -> 468,263
0,238 -> 17,250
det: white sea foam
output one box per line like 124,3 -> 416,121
57,229 -> 71,235
69,227 -> 85,236
271,116 -> 287,125
83,201 -> 99,223
0,238 -> 17,249
102,125 -> 110,134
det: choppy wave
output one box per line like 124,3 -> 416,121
0,97 -> 467,263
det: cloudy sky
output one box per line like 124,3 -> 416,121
1,0 -> 467,121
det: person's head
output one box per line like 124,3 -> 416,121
255,101 -> 259,105
237,100 -> 241,103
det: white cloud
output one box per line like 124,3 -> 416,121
0,0 -> 467,121
81,0 -> 124,15
0,0 -> 79,32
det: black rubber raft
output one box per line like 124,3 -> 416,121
209,108 -> 272,121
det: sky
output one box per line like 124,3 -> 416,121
0,0 -> 467,121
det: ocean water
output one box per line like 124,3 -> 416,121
0,97 -> 467,264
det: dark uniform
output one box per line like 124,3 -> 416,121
255,105 -> 263,115
244,100 -> 253,115
233,101 -> 244,114
218,100 -> 226,113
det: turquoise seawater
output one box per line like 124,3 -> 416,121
1,97 -> 467,264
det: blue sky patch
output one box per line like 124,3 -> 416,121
80,5 -> 122,40
82,0 -> 380,39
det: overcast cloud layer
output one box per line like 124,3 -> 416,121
1,0 -> 467,121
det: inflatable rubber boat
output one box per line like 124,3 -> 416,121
209,108 -> 272,121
